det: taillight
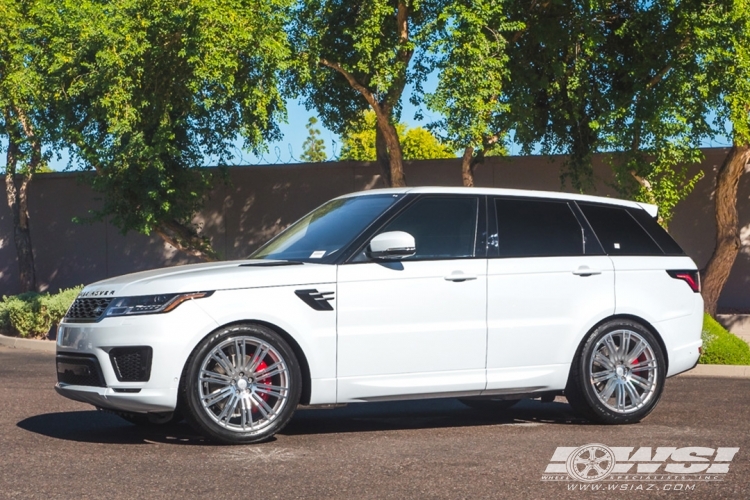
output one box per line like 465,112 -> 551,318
667,270 -> 701,293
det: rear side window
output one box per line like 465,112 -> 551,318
494,198 -> 583,257
627,208 -> 685,255
578,203 -> 663,256
380,196 -> 478,259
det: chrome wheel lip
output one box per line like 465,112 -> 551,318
198,336 -> 290,434
588,329 -> 658,414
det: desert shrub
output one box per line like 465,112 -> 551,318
699,313 -> 750,365
0,286 -> 83,339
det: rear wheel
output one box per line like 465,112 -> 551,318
565,319 -> 665,424
182,323 -> 302,444
458,398 -> 520,412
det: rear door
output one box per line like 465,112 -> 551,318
485,197 -> 615,392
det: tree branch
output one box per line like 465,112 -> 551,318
319,58 -> 380,112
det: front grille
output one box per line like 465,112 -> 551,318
57,354 -> 106,387
65,297 -> 114,322
109,347 -> 152,382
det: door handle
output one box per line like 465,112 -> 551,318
444,271 -> 477,282
572,266 -> 602,277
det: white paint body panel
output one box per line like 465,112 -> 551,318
486,256 -> 615,391
336,260 -> 487,402
611,256 -> 703,376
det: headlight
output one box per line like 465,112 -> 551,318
105,291 -> 213,317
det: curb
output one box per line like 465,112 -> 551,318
677,364 -> 750,379
1,335 -> 748,378
0,334 -> 56,353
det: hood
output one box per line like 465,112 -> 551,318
79,260 -> 336,297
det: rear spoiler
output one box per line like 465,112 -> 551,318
636,202 -> 658,218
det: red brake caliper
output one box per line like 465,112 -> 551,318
632,354 -> 645,376
252,360 -> 271,412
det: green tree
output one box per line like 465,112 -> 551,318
45,0 -> 291,261
426,0 -> 517,186
499,0 -> 707,224
300,116 -> 327,162
339,110 -> 452,161
289,0 -> 444,187
0,0 -> 53,292
693,2 -> 750,315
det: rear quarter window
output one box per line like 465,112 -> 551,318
578,203 -> 663,256
627,207 -> 686,255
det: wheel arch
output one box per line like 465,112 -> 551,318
180,319 -> 313,406
569,314 -> 670,379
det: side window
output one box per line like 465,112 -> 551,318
578,203 -> 663,256
379,196 -> 478,260
494,198 -> 584,257
627,208 -> 685,255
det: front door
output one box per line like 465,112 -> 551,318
337,195 -> 488,402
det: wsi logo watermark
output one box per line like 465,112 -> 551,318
541,444 -> 739,483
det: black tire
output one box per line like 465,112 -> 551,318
565,319 -> 666,424
181,323 -> 302,444
458,398 -> 520,412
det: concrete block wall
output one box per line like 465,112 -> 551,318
0,148 -> 747,311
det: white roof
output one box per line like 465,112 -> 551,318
338,186 -> 658,217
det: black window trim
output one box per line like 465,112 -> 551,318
488,195 -> 590,259
342,193 -> 486,265
569,202 -> 606,255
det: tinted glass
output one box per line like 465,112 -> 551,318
251,194 -> 398,262
578,203 -> 663,256
627,208 -> 685,255
380,196 -> 478,259
495,198 -> 583,257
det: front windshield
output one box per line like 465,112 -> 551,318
250,194 -> 400,262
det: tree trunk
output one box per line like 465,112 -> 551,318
701,144 -> 750,316
385,123 -> 406,187
375,126 -> 392,187
461,146 -> 476,187
4,136 -> 37,292
154,219 -> 219,262
372,112 -> 406,187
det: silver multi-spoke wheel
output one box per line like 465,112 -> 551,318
588,329 -> 658,414
566,319 -> 665,424
198,336 -> 290,434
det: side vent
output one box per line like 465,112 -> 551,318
295,289 -> 335,311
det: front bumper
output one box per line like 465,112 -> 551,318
55,300 -> 219,413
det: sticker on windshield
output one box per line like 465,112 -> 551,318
310,250 -> 326,258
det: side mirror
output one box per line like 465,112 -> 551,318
368,231 -> 416,260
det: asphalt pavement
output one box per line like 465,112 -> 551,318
1,346 -> 748,499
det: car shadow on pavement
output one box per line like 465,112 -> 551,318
17,410 -> 214,446
282,397 -> 590,437
17,398 -> 590,445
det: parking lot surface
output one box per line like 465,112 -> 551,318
1,346 -> 748,499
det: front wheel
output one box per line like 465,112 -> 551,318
182,323 -> 302,444
565,319 -> 666,424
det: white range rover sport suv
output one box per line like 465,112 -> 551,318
56,187 -> 703,444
